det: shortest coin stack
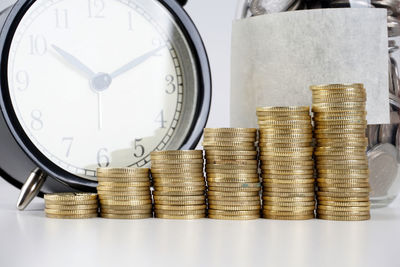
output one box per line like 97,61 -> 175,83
97,168 -> 153,219
257,106 -> 316,220
203,128 -> 261,220
151,150 -> 206,220
44,193 -> 98,219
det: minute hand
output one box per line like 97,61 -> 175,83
110,46 -> 165,79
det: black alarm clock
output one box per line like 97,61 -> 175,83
0,0 -> 211,209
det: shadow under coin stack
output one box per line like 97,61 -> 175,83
311,84 -> 371,221
203,128 -> 261,220
257,107 -> 316,220
97,168 -> 153,219
44,193 -> 98,219
151,150 -> 207,220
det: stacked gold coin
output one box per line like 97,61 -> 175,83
97,168 -> 153,219
311,83 -> 371,221
44,193 -> 98,219
257,107 -> 315,220
151,150 -> 206,219
203,128 -> 261,220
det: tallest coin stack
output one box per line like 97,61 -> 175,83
311,84 -> 371,221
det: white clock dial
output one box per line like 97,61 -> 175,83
7,0 -> 198,180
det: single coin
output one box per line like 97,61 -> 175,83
310,83 -> 364,90
317,214 -> 370,221
205,169 -> 258,174
257,115 -> 310,120
207,191 -> 259,197
317,169 -> 369,174
317,209 -> 370,216
317,205 -> 370,212
45,204 -> 98,210
204,128 -> 257,133
203,137 -> 256,142
205,150 -> 258,156
154,204 -> 206,211
153,181 -> 205,187
207,195 -> 260,202
97,190 -> 150,196
263,183 -> 314,189
152,190 -> 205,196
150,168 -> 204,174
314,127 -> 366,134
315,134 -> 366,140
263,174 -> 314,179
318,201 -> 370,207
97,181 -> 151,187
316,178 -> 369,183
152,177 -> 205,183
208,209 -> 260,216
263,205 -> 315,212
259,125 -> 313,131
262,196 -> 315,202
150,154 -> 203,160
204,132 -> 257,138
153,195 -> 205,201
154,209 -> 206,215
100,208 -> 152,214
257,110 -> 310,117
97,186 -> 150,192
151,163 -> 204,170
317,191 -> 370,198
261,165 -> 314,171
45,208 -> 98,215
209,200 -> 261,206
318,187 -> 370,193
314,121 -> 367,127
206,173 -> 259,179
209,205 -> 260,211
205,163 -> 258,170
263,200 -> 315,207
44,200 -> 98,206
154,200 -> 206,206
207,177 -> 260,183
207,182 -> 261,188
262,209 -> 314,216
256,106 -> 310,112
99,199 -> 152,206
44,193 -> 97,201
259,127 -> 312,133
312,95 -> 367,103
263,178 -> 314,184
263,187 -> 315,193
316,160 -> 368,166
151,159 -> 204,165
258,120 -> 311,126
100,204 -> 153,210
206,159 -> 258,165
101,213 -> 152,219
97,177 -> 150,183
151,150 -> 203,156
260,151 -> 314,156
263,214 -> 314,220
259,132 -> 312,138
263,192 -> 315,197
315,154 -> 367,161
316,141 -> 368,148
263,169 -> 314,175
97,168 -> 149,177
318,197 -> 371,203
206,155 -> 257,161
151,173 -> 204,179
154,186 -> 206,193
259,142 -> 312,148
155,214 -> 205,219
203,146 -> 257,152
208,214 -> 260,220
46,213 -> 98,219
318,182 -> 370,188
208,186 -> 260,192
202,140 -> 255,147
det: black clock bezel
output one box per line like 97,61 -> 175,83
0,0 -> 211,191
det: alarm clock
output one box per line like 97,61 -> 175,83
0,0 -> 211,209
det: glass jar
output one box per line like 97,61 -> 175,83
236,0 -> 400,208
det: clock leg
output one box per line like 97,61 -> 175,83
16,168 -> 47,210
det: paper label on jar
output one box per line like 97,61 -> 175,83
231,8 -> 389,126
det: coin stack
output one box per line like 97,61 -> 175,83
97,168 -> 153,219
311,83 -> 371,221
44,193 -> 98,219
257,107 -> 316,220
151,150 -> 206,220
203,128 -> 261,220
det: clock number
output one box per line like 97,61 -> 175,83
133,139 -> 145,158
29,35 -> 47,56
88,0 -> 105,18
155,110 -> 167,129
128,11 -> 134,31
97,148 -> 110,167
31,110 -> 43,131
16,71 -> 29,91
165,75 -> 176,94
55,9 -> 69,29
62,137 -> 74,157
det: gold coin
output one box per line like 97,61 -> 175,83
262,209 -> 314,216
203,132 -> 257,138
263,205 -> 315,212
263,214 -> 314,220
154,204 -> 206,211
209,200 -> 261,206
203,137 -> 256,142
100,204 -> 153,210
317,169 -> 369,175
155,214 -> 205,219
205,169 -> 258,174
204,128 -> 257,133
44,193 -> 98,201
260,152 -> 314,157
259,125 -> 313,130
263,170 -> 314,175
97,177 -> 150,183
205,159 -> 258,165
150,154 -> 203,160
257,110 -> 310,117
101,213 -> 152,219
317,191 -> 370,198
259,132 -> 312,138
318,187 -> 370,193
316,159 -> 368,165
202,141 -> 255,147
152,177 -> 205,183
316,165 -> 368,170
262,174 -> 314,179
261,165 -> 314,171
97,168 -> 149,177
206,173 -> 259,179
259,142 -> 312,148
151,173 -> 204,179
263,183 -> 314,189
151,163 -> 204,170
208,186 -> 260,192
314,121 -> 367,127
317,209 -> 370,216
258,116 -> 311,122
153,181 -> 205,187
263,200 -> 315,207
209,205 -> 260,211
310,83 -> 364,90
207,195 -> 260,202
317,214 -> 370,221
263,187 -> 314,193
317,205 -> 370,212
45,209 -> 98,215
207,182 -> 261,188
315,134 -> 366,140
318,201 -> 370,207
256,106 -> 310,112
259,129 -> 312,136
45,204 -> 98,210
205,150 -> 257,156
100,208 -> 152,214
150,168 -> 203,174
152,190 -> 205,196
207,191 -> 259,197
154,200 -> 206,206
206,155 -> 257,161
312,95 -> 366,103
314,127 -> 366,134
154,209 -> 206,216
207,177 -> 260,183
208,209 -> 260,216
262,196 -> 315,202
311,86 -> 365,93
97,186 -> 150,192
263,192 -> 315,197
260,147 -> 314,153
151,159 -> 204,165
99,199 -> 152,206
98,181 -> 151,187
151,150 -> 203,157
154,186 -> 206,192
315,146 -> 367,154
316,156 -> 367,162
97,190 -> 150,196
317,178 -> 369,184
153,195 -> 205,202
258,120 -> 311,126
318,182 -> 370,188
44,200 -> 98,206
259,156 -> 313,162
263,178 -> 314,184
203,146 -> 256,151
208,214 -> 260,220
46,213 -> 98,219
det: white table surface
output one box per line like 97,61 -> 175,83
1,178 -> 400,267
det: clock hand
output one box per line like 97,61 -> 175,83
110,45 -> 165,79
52,44 -> 96,79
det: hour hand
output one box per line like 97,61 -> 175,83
110,45 -> 166,79
52,44 -> 96,79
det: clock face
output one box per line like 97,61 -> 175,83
6,0 -> 199,181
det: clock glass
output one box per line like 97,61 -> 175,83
6,0 -> 199,181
